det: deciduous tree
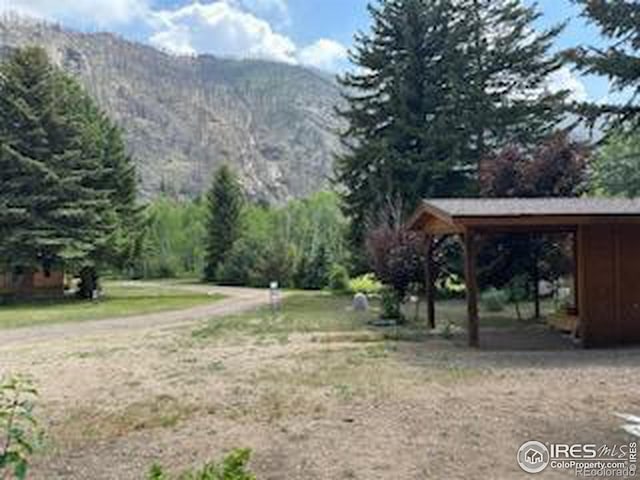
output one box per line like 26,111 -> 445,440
365,200 -> 425,318
479,132 -> 588,317
590,131 -> 640,197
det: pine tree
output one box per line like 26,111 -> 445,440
568,0 -> 640,131
454,0 -> 569,161
0,48 -> 110,274
92,109 -> 145,273
336,0 -> 568,266
336,0 -> 468,267
0,47 -> 140,296
204,165 -> 244,281
72,101 -> 144,296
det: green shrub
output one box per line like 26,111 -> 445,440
434,321 -> 464,339
380,288 -> 403,320
507,274 -> 531,321
216,239 -> 262,286
251,239 -> 296,288
348,273 -> 382,295
216,235 -> 297,289
439,274 -> 466,299
481,288 -> 508,312
148,448 -> 256,480
157,262 -> 178,279
138,197 -> 208,279
0,376 -> 42,480
293,245 -> 331,290
328,264 -> 350,292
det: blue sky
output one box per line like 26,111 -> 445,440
1,0 -> 615,101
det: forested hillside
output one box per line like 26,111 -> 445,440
0,15 -> 343,203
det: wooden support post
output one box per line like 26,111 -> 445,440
425,235 -> 435,330
573,231 -> 579,313
533,251 -> 541,320
463,230 -> 479,348
573,229 -> 583,341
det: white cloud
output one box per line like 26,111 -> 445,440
0,0 -> 149,26
149,1 -> 348,70
548,67 -> 588,102
148,23 -> 196,56
1,0 -> 348,72
234,0 -> 289,24
299,38 -> 348,71
149,1 -> 296,63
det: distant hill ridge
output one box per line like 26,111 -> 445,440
0,15 -> 344,202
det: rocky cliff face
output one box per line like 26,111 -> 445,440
0,17 -> 344,202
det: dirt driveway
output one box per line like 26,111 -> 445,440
1,290 -> 639,480
0,283 -> 271,347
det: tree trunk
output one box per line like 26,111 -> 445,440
424,236 -> 436,329
427,264 -> 436,329
463,231 -> 480,347
533,254 -> 541,320
77,266 -> 99,300
514,299 -> 522,322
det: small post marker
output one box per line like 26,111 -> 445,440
269,281 -> 281,316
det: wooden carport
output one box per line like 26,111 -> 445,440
408,198 -> 640,348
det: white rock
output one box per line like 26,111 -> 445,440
353,293 -> 369,311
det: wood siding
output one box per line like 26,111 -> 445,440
0,270 -> 64,298
0,273 -> 11,294
578,224 -> 640,346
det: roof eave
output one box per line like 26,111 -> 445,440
407,201 -> 461,234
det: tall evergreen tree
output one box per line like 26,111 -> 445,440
0,47 -> 140,297
454,0 -> 569,160
204,165 -> 244,281
336,0 -> 569,265
336,0 -> 465,263
90,107 -> 144,275
568,0 -> 640,132
0,48 -> 110,272
72,100 -> 144,296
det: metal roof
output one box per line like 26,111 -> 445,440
422,197 -> 640,218
408,197 -> 640,234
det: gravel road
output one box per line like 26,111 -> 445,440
0,284 -> 271,348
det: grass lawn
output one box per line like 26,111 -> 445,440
0,281 -> 224,329
193,293 -> 377,341
414,296 -> 557,328
193,292 -> 556,343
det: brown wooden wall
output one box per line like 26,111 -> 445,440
578,224 -> 640,347
0,273 -> 11,294
0,270 -> 65,298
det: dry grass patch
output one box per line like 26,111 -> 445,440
53,394 -> 198,448
240,343 -> 486,408
218,385 -> 328,423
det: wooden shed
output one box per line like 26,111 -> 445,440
0,268 -> 65,299
409,198 -> 640,348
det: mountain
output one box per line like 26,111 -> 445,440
0,16 -> 344,202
